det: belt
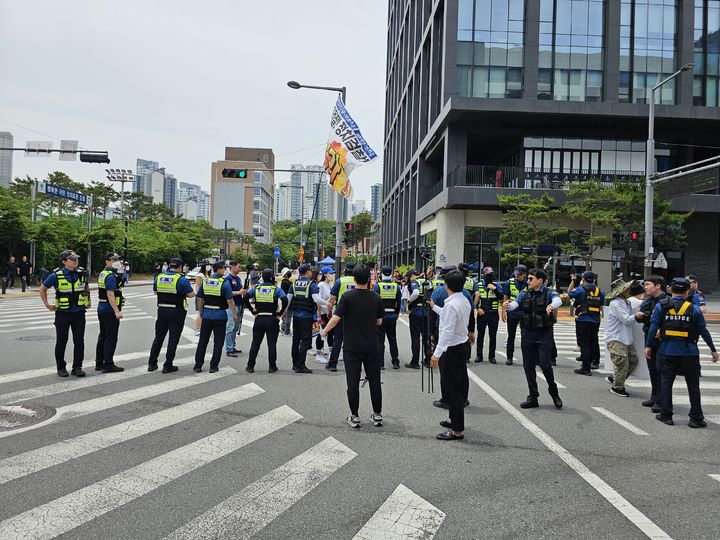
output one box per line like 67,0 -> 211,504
158,303 -> 182,308
384,308 -> 396,312
257,312 -> 276,316
204,305 -> 221,310
98,299 -> 108,303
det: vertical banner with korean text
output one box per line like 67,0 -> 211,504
324,97 -> 378,199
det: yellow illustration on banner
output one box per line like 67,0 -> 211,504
324,141 -> 352,198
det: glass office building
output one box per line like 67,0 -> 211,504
382,0 -> 720,290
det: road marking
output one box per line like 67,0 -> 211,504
626,380 -> 720,389
353,484 -> 446,540
466,369 -> 671,540
670,395 -> 720,406
0,406 -> 302,540
0,383 -> 264,483
0,315 -> 154,333
0,356 -> 210,405
0,361 -> 232,439
0,310 -> 147,327
591,407 -> 650,436
164,436 -> 356,540
536,371 -> 567,389
398,317 -> 409,327
709,474 -> 720,483
706,416 -> 720,426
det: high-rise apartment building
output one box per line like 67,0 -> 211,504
0,132 -> 13,187
163,173 -> 177,213
136,158 -> 159,177
275,181 -> 292,222
288,164 -> 340,222
382,0 -> 720,289
370,183 -> 382,221
177,181 -> 210,221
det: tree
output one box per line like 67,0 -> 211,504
350,211 -> 373,243
86,181 -> 119,220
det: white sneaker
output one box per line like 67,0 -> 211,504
315,352 -> 328,364
194,329 -> 200,336
346,415 -> 360,428
370,414 -> 383,427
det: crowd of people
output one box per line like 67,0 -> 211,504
37,247 -> 718,441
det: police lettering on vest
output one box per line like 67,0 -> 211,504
379,282 -> 400,313
478,283 -> 500,312
156,273 -> 187,309
574,284 -> 602,317
660,300 -> 698,342
254,285 -> 278,315
292,280 -> 316,313
520,289 -> 554,330
202,277 -> 228,310
408,278 -> 427,310
54,269 -> 90,310
98,269 -> 125,308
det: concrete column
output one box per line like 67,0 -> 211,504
444,126 -> 467,187
592,244 -> 613,293
523,0 -> 540,100
604,0 -> 621,102
435,209 -> 466,267
677,1 -> 695,107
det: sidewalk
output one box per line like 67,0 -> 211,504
0,274 -> 155,301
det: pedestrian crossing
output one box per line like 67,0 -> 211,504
0,357 -> 447,539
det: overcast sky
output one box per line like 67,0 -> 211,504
0,1 -> 387,202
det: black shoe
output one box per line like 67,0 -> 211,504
436,431 -> 464,441
433,399 -> 449,410
641,399 -> 655,407
551,359 -> 557,366
405,363 -> 420,369
162,365 -> 178,373
576,356 -> 582,362
380,365 -> 385,370
475,357 -> 484,363
520,398 -> 539,409
94,364 -> 104,371
230,348 -> 242,354
489,357 -> 497,364
71,368 -> 86,377
439,420 -> 453,429
590,363 -> 599,370
506,359 -> 513,366
422,361 -> 431,368
193,366 -> 202,373
656,414 -> 674,426
57,369 -> 69,378
651,405 -> 663,414
551,395 -> 563,409
392,362 -> 400,370
148,362 -> 158,372
325,365 -> 338,372
226,351 -> 238,358
688,418 -> 707,428
102,365 -> 124,373
245,366 -> 254,373
268,366 -> 278,373
209,366 -> 219,373
465,358 -> 471,363
610,387 -> 629,397
605,375 -> 614,385
574,368 -> 592,376
464,399 -> 470,408
295,366 -> 313,374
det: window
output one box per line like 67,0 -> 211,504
694,1 -> 720,106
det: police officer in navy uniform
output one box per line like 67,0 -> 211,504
405,269 -> 429,369
39,250 -> 91,377
634,275 -> 666,410
95,252 -> 125,373
646,277 -> 718,427
504,268 -> 563,409
475,266 -> 501,363
374,265 -> 402,369
502,264 -> 528,366
686,274 -> 707,313
194,261 -> 237,373
148,258 -> 195,373
458,263 -> 479,356
244,268 -> 288,373
326,262 -> 356,371
562,271 -> 604,375
287,263 -> 326,373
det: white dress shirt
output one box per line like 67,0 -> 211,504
605,297 -> 636,346
433,292 -> 471,357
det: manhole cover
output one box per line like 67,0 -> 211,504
16,336 -> 54,342
0,405 -> 56,431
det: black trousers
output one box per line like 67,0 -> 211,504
476,311 -> 499,359
409,313 -> 429,365
328,320 -> 344,368
576,320 -> 600,370
5,271 -> 15,288
291,317 -> 313,369
659,354 -> 703,420
54,310 -> 86,370
440,341 -> 471,432
344,348 -> 382,416
521,328 -> 559,399
377,317 -> 399,366
195,318 -> 226,369
646,343 -> 662,403
96,311 -> 120,367
248,316 -> 280,369
315,314 -> 333,350
149,308 -> 186,366
506,316 -> 522,360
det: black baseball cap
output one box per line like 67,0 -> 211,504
103,252 -> 120,262
169,258 -> 183,267
345,262 -> 355,271
262,268 -> 274,282
514,264 -> 528,273
298,263 -> 311,274
440,264 -> 457,275
212,261 -> 225,272
60,250 -> 79,261
671,277 -> 691,293
381,265 -> 392,275
407,269 -> 419,278
458,262 -> 470,271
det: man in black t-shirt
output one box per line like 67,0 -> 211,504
321,264 -> 385,429
5,256 -> 18,288
18,256 -> 32,287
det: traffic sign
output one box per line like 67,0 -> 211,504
38,182 -> 92,206
653,252 -> 668,269
273,247 -> 280,258
59,140 -> 79,161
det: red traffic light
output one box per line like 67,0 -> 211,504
630,231 -> 639,241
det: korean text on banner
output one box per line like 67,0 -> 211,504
324,97 -> 378,199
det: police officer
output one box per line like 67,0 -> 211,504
645,277 -> 718,428
194,261 -> 237,373
326,262 -> 356,371
39,250 -> 90,377
95,252 -> 125,373
244,268 -> 288,373
686,275 -> 707,313
475,266 -> 501,363
224,261 -> 246,358
504,268 -> 563,409
374,265 -> 402,369
502,264 -> 528,366
562,271 -> 604,376
405,269 -> 429,369
148,258 -> 195,373
634,275 -> 666,410
287,263 -> 325,373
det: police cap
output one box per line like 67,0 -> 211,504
407,269 -> 420,278
345,262 -> 355,271
457,262 -> 470,271
671,277 -> 691,293
582,271 -> 595,282
440,264 -> 457,275
212,261 -> 225,272
60,250 -> 79,261
298,263 -> 311,274
381,265 -> 392,275
514,264 -> 528,274
262,268 -> 274,283
169,258 -> 183,267
103,252 -> 120,262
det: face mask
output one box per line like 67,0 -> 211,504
327,273 -> 335,281
112,261 -> 122,270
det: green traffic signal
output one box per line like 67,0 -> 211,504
221,168 -> 249,179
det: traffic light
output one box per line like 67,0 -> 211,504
630,231 -> 639,241
222,168 -> 248,179
79,152 -> 110,164
344,222 -> 354,245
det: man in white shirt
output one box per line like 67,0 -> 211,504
604,278 -> 639,397
430,269 -> 472,441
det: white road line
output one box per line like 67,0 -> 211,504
591,407 -> 650,436
706,416 -> 720,426
164,436 -> 356,540
353,484 -> 446,540
670,395 -> 720,406
0,356 -> 207,405
537,371 -> 567,389
0,310 -> 147,327
0,360 -> 231,439
466,369 -> 671,540
0,406 -> 302,540
0,383 -> 264,483
626,380 -> 720,390
0,315 -> 154,334
398,317 -> 409,327
708,474 -> 720,483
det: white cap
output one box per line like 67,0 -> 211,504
280,267 -> 291,276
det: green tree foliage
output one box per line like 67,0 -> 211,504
350,211 -> 373,243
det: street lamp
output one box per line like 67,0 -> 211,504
287,79 -> 347,274
643,63 -> 694,277
105,168 -> 134,262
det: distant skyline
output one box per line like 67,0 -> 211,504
0,1 -> 387,203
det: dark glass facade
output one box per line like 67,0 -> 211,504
694,0 -> 720,106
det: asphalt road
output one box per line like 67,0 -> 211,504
0,284 -> 719,539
